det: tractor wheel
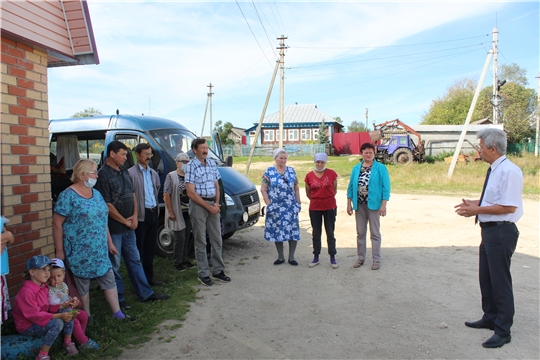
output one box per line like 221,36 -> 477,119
393,148 -> 413,165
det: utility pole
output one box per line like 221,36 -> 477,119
208,83 -> 214,135
277,35 -> 287,148
534,73 -> 540,157
200,83 -> 214,137
365,108 -> 369,129
448,50 -> 493,178
492,28 -> 499,124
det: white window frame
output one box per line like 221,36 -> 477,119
312,128 -> 319,139
289,129 -> 299,141
301,129 -> 311,140
264,130 -> 274,142
276,129 -> 287,141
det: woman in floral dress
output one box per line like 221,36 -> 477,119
53,159 -> 127,320
260,148 -> 302,265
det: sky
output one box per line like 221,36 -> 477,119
48,0 -> 539,134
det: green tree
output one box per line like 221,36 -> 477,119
421,78 -> 476,125
499,62 -> 528,86
333,116 -> 343,124
213,120 -> 234,146
317,119 -> 329,144
347,120 -> 369,132
72,107 -> 102,118
475,82 -> 537,142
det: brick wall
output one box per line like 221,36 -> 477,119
1,36 -> 52,296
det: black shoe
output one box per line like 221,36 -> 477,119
174,264 -> 186,272
212,271 -> 231,283
148,279 -> 165,286
182,261 -> 196,268
274,259 -> 285,265
143,293 -> 170,302
198,276 -> 213,286
119,301 -> 131,310
288,260 -> 299,266
482,334 -> 511,348
465,319 -> 495,330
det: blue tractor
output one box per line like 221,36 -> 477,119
370,119 -> 425,165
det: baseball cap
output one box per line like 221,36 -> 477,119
26,255 -> 52,271
50,258 -> 65,269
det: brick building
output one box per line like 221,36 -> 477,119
1,0 -> 98,295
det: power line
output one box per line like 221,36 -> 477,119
293,34 -> 490,49
269,1 -> 286,36
288,48 -> 484,79
290,43 -> 487,69
235,0 -> 274,68
250,0 -> 278,59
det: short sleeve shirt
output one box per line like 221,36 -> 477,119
184,157 -> 221,198
304,169 -> 338,211
95,164 -> 135,234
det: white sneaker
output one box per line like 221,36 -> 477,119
330,258 -> 339,269
308,258 -> 320,268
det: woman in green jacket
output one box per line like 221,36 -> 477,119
347,143 -> 391,270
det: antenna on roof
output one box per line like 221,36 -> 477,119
116,109 -> 119,115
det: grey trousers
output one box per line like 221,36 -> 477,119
189,200 -> 225,278
355,204 -> 381,262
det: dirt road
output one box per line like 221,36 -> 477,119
121,191 -> 539,359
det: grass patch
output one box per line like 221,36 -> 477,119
2,256 -> 198,359
233,153 -> 539,198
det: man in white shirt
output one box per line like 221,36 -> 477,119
455,128 -> 523,349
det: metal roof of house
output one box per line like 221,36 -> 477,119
262,104 -> 335,124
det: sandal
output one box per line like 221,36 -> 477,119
371,262 -> 380,270
353,260 -> 364,268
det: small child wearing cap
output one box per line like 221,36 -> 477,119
12,255 -> 77,360
49,258 -> 99,351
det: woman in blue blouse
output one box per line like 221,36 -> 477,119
347,143 -> 391,270
53,159 -> 128,320
261,148 -> 302,266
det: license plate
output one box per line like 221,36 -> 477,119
248,203 -> 260,215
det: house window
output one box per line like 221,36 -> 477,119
301,129 -> 311,140
276,130 -> 287,141
264,130 -> 274,142
289,129 -> 299,141
312,129 -> 319,139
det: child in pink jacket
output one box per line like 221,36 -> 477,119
12,255 -> 76,360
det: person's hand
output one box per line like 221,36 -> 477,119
69,297 -> 80,308
454,198 -> 479,218
109,243 -> 118,255
380,204 -> 387,217
208,203 -> 220,215
168,212 -> 176,221
55,249 -> 65,260
60,311 -> 73,322
127,215 -> 138,230
347,203 -> 353,216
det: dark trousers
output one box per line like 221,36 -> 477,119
135,209 -> 159,282
479,223 -> 519,337
309,208 -> 337,256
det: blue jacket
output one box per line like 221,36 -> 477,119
347,160 -> 390,211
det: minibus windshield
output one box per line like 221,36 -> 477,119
149,128 -> 223,165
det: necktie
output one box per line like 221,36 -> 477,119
475,167 -> 492,224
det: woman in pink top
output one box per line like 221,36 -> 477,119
304,153 -> 339,269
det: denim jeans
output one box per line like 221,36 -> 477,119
21,319 -> 65,347
110,230 -> 154,302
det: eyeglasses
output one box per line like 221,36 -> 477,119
87,171 -> 97,175
176,160 -> 189,164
